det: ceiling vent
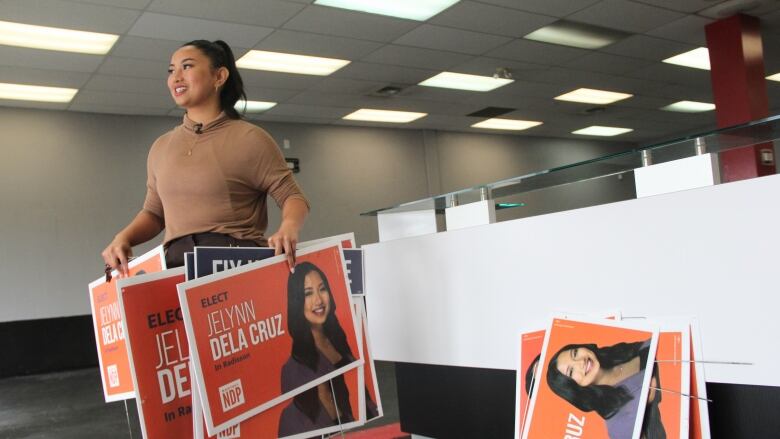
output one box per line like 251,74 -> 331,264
467,107 -> 516,118
371,85 -> 404,97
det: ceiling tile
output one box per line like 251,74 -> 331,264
562,52 -> 655,75
128,12 -> 273,47
71,89 -> 175,108
477,0 -> 601,17
485,39 -> 589,65
0,66 -> 91,88
109,36 -> 185,62
332,62 -> 438,85
266,103 -> 350,119
147,0 -> 305,27
239,69 -> 325,90
242,86 -> 300,102
392,24 -> 512,55
308,77 -> 387,95
83,74 -> 168,95
252,113 -> 335,124
430,1 -> 557,38
282,5 -> 419,42
0,0 -> 141,33
65,0 -> 152,8
487,80 -> 571,99
631,0 -> 722,13
98,57 -> 167,79
600,35 -> 696,61
362,45 -> 473,71
644,15 -> 713,45
68,103 -> 172,116
568,0 -> 686,33
0,46 -> 104,73
254,30 -> 383,59
627,62 -> 711,88
698,1 -> 780,19
449,56 -> 547,77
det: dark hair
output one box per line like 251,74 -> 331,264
524,354 -> 540,395
546,341 -> 649,419
287,262 -> 354,372
181,39 -> 246,119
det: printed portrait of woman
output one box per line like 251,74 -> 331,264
278,262 -> 356,436
546,340 -> 666,439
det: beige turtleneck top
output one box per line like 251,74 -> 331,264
143,113 -> 308,245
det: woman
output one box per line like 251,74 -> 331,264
279,262 -> 356,436
101,39 -> 308,271
546,340 -> 665,439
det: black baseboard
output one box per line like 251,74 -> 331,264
396,362 -> 780,439
0,315 -> 98,378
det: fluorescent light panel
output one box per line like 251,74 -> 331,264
0,20 -> 117,55
573,126 -> 633,137
236,50 -> 350,76
235,100 -> 276,113
767,73 -> 780,82
0,82 -> 77,103
343,108 -> 427,123
524,20 -> 628,49
661,101 -> 715,113
419,72 -> 513,92
555,88 -> 632,105
472,118 -> 542,131
313,0 -> 459,21
663,47 -> 710,70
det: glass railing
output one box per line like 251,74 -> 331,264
361,114 -> 780,220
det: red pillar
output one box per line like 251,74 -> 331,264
705,14 -> 776,182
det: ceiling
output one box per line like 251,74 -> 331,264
3,0 -> 780,144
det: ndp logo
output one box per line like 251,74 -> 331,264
219,379 -> 245,412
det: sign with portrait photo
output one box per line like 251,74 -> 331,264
88,245 -> 166,402
522,317 -> 658,439
178,243 -> 363,435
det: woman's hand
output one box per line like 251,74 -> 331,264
102,235 -> 133,278
268,220 -> 300,273
270,197 -> 308,273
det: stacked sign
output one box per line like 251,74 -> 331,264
89,233 -> 383,439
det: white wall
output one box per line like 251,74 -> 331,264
0,107 -> 631,322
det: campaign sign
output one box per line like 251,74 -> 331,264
185,252 -> 195,281
515,328 -> 545,439
179,243 -> 363,435
194,247 -> 275,279
88,245 -> 165,402
191,245 -> 365,439
299,232 -> 355,249
356,298 -> 383,422
522,317 -> 658,439
343,249 -> 364,296
117,268 -> 192,439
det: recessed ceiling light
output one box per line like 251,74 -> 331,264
572,126 -> 633,137
472,118 -> 542,131
235,100 -> 277,113
313,0 -> 459,21
555,88 -> 632,105
767,73 -> 780,82
661,101 -> 715,113
524,20 -> 628,49
236,50 -> 350,76
0,82 -> 78,103
419,72 -> 513,92
343,108 -> 427,123
663,47 -> 710,70
0,20 -> 118,55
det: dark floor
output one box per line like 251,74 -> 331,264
0,361 -> 399,439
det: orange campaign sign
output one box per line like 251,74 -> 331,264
179,243 -> 363,436
117,267 -> 192,439
522,317 -> 658,439
653,327 -> 691,439
515,328 -> 545,439
88,245 -> 165,402
688,321 -> 711,439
